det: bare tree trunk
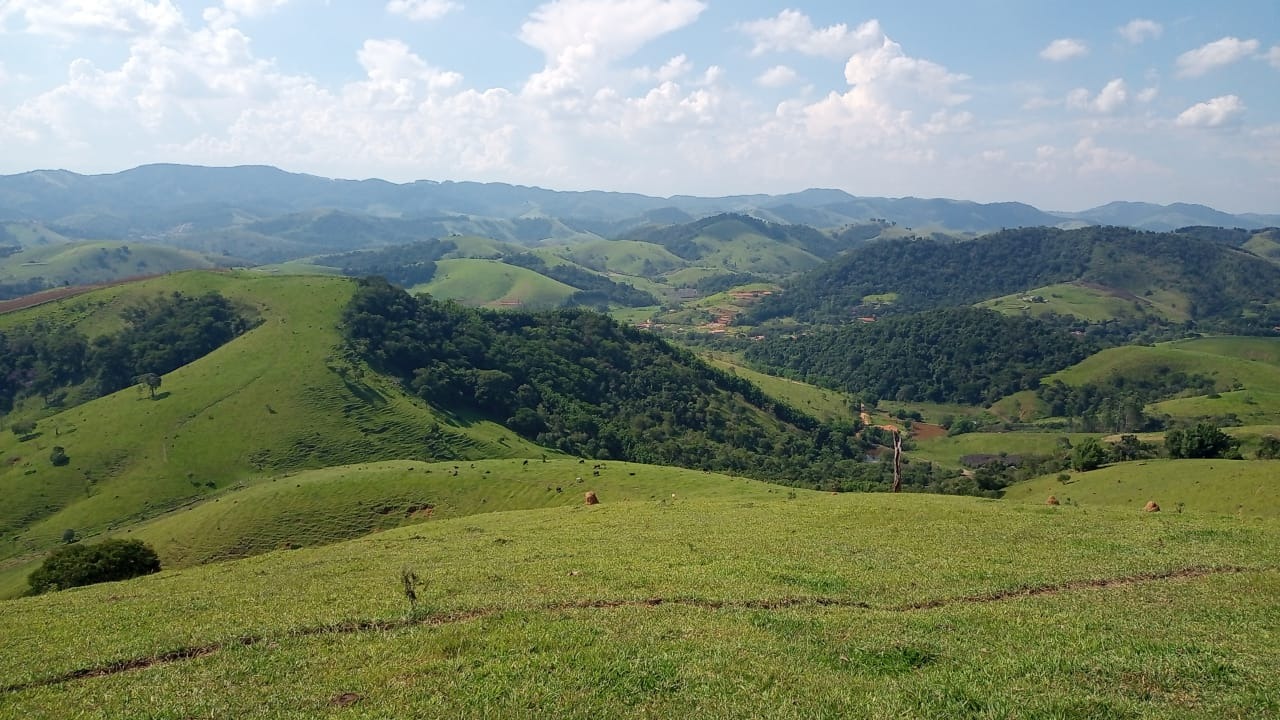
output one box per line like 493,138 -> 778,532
891,429 -> 903,493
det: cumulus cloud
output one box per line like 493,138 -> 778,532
385,0 -> 460,22
1039,38 -> 1088,62
223,0 -> 289,18
1066,78 -> 1128,114
737,9 -> 881,59
634,55 -> 692,83
1176,37 -> 1259,77
756,65 -> 798,88
0,0 -> 184,39
1176,95 -> 1246,127
1136,86 -> 1158,103
519,0 -> 706,99
1118,19 -> 1162,44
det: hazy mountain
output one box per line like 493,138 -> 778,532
1,165 -> 1276,260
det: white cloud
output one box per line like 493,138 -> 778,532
1268,46 -> 1280,70
0,0 -> 184,39
737,9 -> 881,60
1176,95 -> 1246,127
1040,38 -> 1088,62
385,0 -> 460,22
1066,78 -> 1128,114
223,0 -> 288,18
1176,37 -> 1259,78
634,55 -> 692,83
1072,137 -> 1141,175
518,0 -> 706,99
350,39 -> 462,109
756,65 -> 798,88
1137,86 -> 1158,103
1118,19 -> 1162,44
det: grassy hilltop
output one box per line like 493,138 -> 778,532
1,489 -> 1278,718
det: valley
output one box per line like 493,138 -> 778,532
0,165 -> 1278,718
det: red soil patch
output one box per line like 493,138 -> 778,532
911,423 -> 947,441
0,273 -> 168,316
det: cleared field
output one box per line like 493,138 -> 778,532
1006,459 -> 1280,519
980,281 -> 1172,322
908,432 -> 1095,468
1,491 -> 1277,718
410,258 -> 577,308
560,240 -> 686,276
702,354 -> 856,422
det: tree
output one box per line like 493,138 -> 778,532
1110,434 -> 1156,462
1071,437 -> 1108,471
135,372 -> 162,400
49,446 -> 69,466
27,539 -> 161,594
1166,423 -> 1239,459
1259,435 -> 1280,460
9,419 -> 36,438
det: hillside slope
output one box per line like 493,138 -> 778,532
2,490 -> 1278,717
0,272 -> 544,569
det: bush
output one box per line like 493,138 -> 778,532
27,539 -> 161,594
10,419 -> 35,437
49,446 -> 69,466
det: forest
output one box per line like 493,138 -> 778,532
0,291 -> 254,414
746,226 -> 1280,328
342,277 -> 978,494
743,307 -> 1097,405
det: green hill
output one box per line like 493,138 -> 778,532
0,272 -> 544,589
559,239 -> 687,276
750,226 -> 1280,328
1006,459 -> 1280,518
2,490 -> 1277,718
979,280 -> 1183,322
0,241 -> 224,299
410,258 -> 579,308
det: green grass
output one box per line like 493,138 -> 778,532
701,354 -> 855,422
908,432 -> 1096,468
128,459 -> 783,568
253,260 -> 343,276
1007,459 -> 1280,519
0,222 -> 75,248
410,258 -> 577,308
560,240 -> 686,276
980,282 -> 1172,322
0,241 -> 220,285
1166,336 -> 1280,365
1,491 -> 1278,717
0,272 -> 545,591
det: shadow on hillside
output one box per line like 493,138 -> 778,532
343,378 -> 388,407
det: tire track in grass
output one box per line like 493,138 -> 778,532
0,564 -> 1259,694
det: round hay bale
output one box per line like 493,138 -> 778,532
1046,495 -> 1060,506
584,491 -> 599,505
1144,500 -> 1160,513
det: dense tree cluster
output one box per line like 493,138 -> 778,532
1036,370 -> 1214,432
743,308 -> 1096,405
326,238 -> 455,288
342,277 -> 977,493
1165,423 -> 1240,459
747,226 -> 1280,329
27,539 -> 161,594
0,291 -> 253,413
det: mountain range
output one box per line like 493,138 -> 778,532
2,165 -> 1276,249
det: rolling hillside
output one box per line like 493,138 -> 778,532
0,241 -> 226,299
749,226 -> 1280,327
410,258 -> 579,308
0,271 -> 546,591
2,488 -> 1277,717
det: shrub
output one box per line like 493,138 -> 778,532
27,539 -> 161,594
49,446 -> 69,466
10,419 -> 36,437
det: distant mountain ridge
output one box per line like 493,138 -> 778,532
1,165 -> 1276,249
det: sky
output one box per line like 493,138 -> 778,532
1,1 -> 1278,212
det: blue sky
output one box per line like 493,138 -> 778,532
1,1 -> 1277,212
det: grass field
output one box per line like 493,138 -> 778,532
128,459 -> 781,569
907,432 -> 1095,468
980,282 -> 1172,322
1006,459 -> 1280,519
1,490 -> 1277,718
0,241 -> 221,286
701,354 -> 856,422
559,240 -> 686,277
0,272 -> 546,593
410,258 -> 577,308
